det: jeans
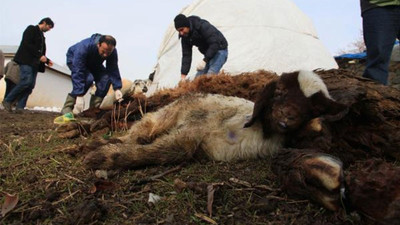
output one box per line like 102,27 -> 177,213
196,49 -> 228,77
4,64 -> 38,109
4,79 -> 17,98
362,6 -> 400,85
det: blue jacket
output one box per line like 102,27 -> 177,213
66,33 -> 122,91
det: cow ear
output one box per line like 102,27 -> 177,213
244,80 -> 277,128
310,92 -> 349,122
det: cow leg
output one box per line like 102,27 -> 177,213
83,128 -> 202,170
120,106 -> 181,145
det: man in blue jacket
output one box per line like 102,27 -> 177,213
54,34 -> 123,124
2,17 -> 54,113
174,14 -> 228,81
360,0 -> 400,85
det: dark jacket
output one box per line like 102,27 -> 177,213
360,0 -> 400,13
180,16 -> 228,75
14,25 -> 48,72
66,33 -> 122,91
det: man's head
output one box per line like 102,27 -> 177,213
174,14 -> 190,37
38,17 -> 54,32
97,35 -> 117,58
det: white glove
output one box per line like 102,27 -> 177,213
115,89 -> 124,102
196,60 -> 207,71
75,96 -> 85,113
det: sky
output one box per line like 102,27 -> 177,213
0,0 -> 362,81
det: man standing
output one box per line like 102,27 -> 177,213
361,0 -> 400,85
54,34 -> 123,124
2,17 -> 54,112
174,14 -> 228,80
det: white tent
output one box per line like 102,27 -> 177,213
148,0 -> 338,95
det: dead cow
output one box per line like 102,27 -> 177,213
83,70 -> 346,170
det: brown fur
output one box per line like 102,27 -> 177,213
244,71 -> 347,136
346,159 -> 400,223
272,148 -> 344,211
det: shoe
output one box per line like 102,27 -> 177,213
53,112 -> 76,125
14,108 -> 25,114
2,100 -> 12,112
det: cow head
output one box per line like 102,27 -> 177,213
244,70 -> 348,137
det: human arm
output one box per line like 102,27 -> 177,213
105,49 -> 122,91
180,38 -> 193,76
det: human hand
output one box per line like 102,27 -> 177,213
181,74 -> 187,80
115,89 -> 123,102
196,60 -> 206,71
48,60 -> 53,67
40,55 -> 47,63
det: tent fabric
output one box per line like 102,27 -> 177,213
148,0 -> 338,95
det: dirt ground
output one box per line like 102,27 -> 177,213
1,62 -> 396,225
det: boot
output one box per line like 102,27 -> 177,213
61,94 -> 76,114
2,100 -> 12,112
89,95 -> 103,108
54,95 -> 77,125
53,112 -> 75,125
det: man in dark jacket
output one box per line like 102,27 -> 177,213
54,34 -> 123,124
174,14 -> 228,81
360,0 -> 400,85
2,17 -> 54,113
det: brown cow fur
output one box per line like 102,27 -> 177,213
291,69 -> 400,166
272,149 -> 400,224
345,159 -> 400,224
271,148 -> 344,211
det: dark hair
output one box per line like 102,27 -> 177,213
99,35 -> 117,47
174,14 -> 190,29
39,17 -> 54,28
